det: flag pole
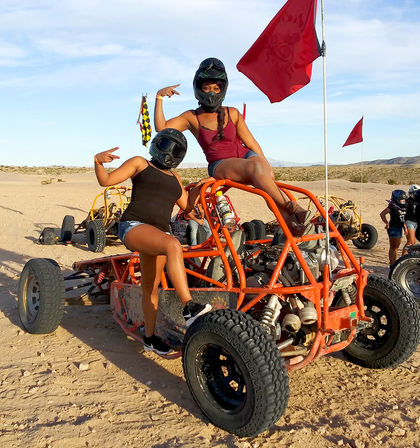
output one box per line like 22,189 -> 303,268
320,0 -> 331,270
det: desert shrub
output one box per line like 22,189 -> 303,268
387,179 -> 397,185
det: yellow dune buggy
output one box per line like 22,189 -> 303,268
60,186 -> 131,252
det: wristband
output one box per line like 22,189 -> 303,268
156,95 -> 163,100
94,156 -> 103,165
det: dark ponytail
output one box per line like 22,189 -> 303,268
212,106 -> 225,142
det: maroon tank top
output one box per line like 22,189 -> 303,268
197,108 -> 249,164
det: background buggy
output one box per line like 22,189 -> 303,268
60,185 -> 131,252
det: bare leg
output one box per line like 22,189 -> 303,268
124,224 -> 193,335
402,229 -> 416,255
214,157 -> 310,232
388,237 -> 402,265
138,253 -> 166,337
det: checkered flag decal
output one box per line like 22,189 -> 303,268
137,95 -> 152,147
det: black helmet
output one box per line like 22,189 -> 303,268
193,57 -> 228,112
149,128 -> 187,169
391,189 -> 408,207
414,189 -> 420,203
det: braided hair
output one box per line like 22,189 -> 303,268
212,106 -> 225,142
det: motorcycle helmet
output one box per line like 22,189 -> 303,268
414,189 -> 420,203
149,128 -> 187,169
193,58 -> 229,112
408,184 -> 420,198
391,189 -> 408,207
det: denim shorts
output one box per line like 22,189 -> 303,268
387,226 -> 403,238
118,220 -> 144,244
406,220 -> 418,231
207,150 -> 259,177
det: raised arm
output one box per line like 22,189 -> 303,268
94,148 -> 145,186
154,84 -> 190,132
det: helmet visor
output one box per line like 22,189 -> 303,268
157,137 -> 185,158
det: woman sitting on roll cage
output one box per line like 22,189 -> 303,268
94,129 -> 212,356
154,57 -> 312,236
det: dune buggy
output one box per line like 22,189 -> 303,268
18,179 -> 420,437
59,185 -> 131,252
266,195 -> 378,250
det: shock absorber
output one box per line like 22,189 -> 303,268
259,295 -> 282,336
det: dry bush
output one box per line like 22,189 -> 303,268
1,164 -> 418,186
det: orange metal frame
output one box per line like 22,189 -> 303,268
73,179 -> 369,370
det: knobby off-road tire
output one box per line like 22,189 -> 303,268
389,253 -> 420,304
182,309 -> 289,437
352,223 -> 378,249
87,219 -> 106,252
242,221 -> 256,241
251,219 -> 266,240
18,258 -> 65,334
60,215 -> 75,242
343,275 -> 420,368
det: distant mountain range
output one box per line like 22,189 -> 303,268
348,155 -> 420,166
179,155 -> 420,168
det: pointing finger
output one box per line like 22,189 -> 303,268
107,146 -> 119,153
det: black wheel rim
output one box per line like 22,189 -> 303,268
24,274 -> 40,323
402,265 -> 420,297
353,296 -> 397,352
197,343 -> 249,413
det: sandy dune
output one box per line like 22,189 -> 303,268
0,172 -> 419,448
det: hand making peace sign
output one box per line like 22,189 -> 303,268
94,147 -> 120,165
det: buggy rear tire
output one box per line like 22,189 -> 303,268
87,219 -> 106,252
352,223 -> 378,249
389,253 -> 420,304
60,215 -> 75,242
18,258 -> 65,334
182,309 -> 289,437
342,276 -> 420,368
251,219 -> 266,240
242,221 -> 256,241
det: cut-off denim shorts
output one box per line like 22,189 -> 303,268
406,220 -> 418,231
118,220 -> 144,245
387,226 -> 403,239
207,150 -> 259,177
118,220 -> 171,245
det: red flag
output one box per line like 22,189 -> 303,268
343,118 -> 363,147
236,0 -> 321,103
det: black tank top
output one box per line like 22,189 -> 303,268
121,162 -> 182,232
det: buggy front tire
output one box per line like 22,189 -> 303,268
343,276 -> 420,368
60,215 -> 75,242
389,253 -> 420,304
182,309 -> 289,437
87,219 -> 106,252
18,258 -> 65,334
352,223 -> 378,249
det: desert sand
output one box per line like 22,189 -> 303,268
0,171 -> 419,448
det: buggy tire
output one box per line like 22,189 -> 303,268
87,220 -> 106,252
39,227 -> 56,245
182,309 -> 289,437
60,215 -> 75,242
242,221 -> 256,241
342,276 -> 420,368
18,258 -> 65,334
251,219 -> 266,240
352,223 -> 378,249
389,253 -> 420,304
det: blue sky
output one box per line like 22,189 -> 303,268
1,0 -> 419,167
